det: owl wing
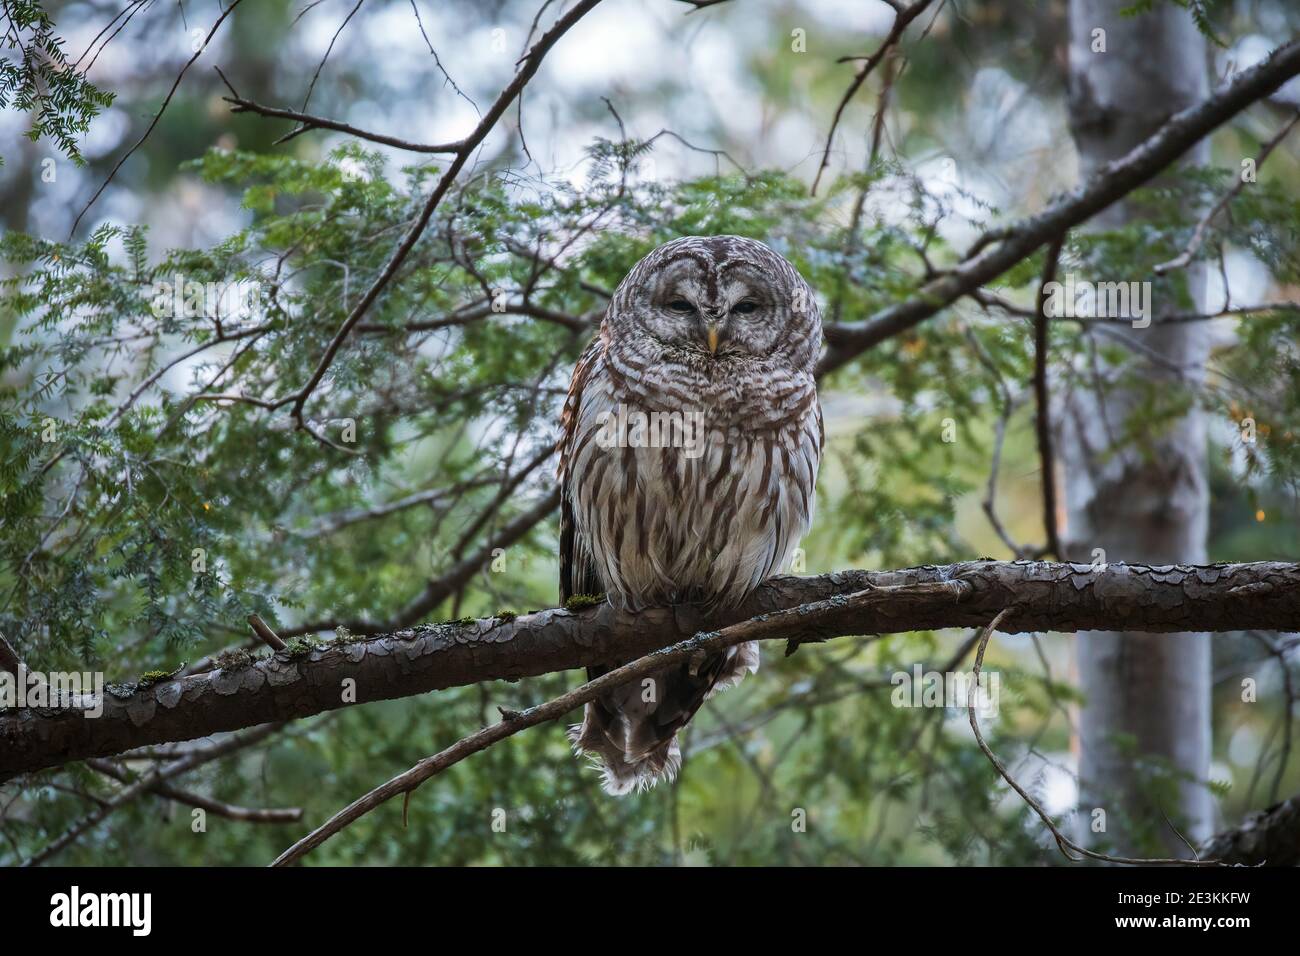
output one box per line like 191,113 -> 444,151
559,335 -> 605,603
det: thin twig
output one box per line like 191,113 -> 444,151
811,0 -> 936,195
285,0 -> 604,429
215,66 -> 461,154
1244,631 -> 1296,804
1033,234 -> 1065,560
87,759 -> 302,823
299,0 -> 365,113
21,722 -> 286,866
1154,110 -> 1300,274
966,611 -> 1224,866
248,614 -> 287,651
71,0 -> 247,237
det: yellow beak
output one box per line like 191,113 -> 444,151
706,324 -> 720,354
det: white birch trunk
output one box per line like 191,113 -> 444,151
1063,0 -> 1214,854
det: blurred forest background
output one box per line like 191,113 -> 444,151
1,0 -> 1298,866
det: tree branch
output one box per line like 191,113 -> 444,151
1199,794 -> 1300,866
818,37 -> 1300,376
70,0 -> 248,237
271,582 -> 932,864
276,488 -> 561,639
285,0 -> 604,425
3,560 -> 1298,778
811,0 -> 937,195
18,722 -> 286,866
1033,234 -> 1064,559
87,759 -> 302,824
215,66 -> 463,154
966,609 -> 1219,865
1154,109 -> 1300,275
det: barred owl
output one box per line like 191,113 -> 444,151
559,235 -> 824,794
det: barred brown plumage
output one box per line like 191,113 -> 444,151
559,235 -> 824,795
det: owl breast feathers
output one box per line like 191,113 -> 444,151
559,235 -> 824,795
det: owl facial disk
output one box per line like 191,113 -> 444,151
620,237 -> 818,366
651,278 -> 772,357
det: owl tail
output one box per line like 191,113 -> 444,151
568,641 -> 759,795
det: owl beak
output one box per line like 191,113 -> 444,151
705,323 -> 720,355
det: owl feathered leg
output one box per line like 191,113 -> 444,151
568,642 -> 760,795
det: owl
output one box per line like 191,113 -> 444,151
559,235 -> 824,794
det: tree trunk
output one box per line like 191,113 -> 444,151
1064,1 -> 1213,854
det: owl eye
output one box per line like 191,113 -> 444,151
732,300 -> 758,315
668,299 -> 694,313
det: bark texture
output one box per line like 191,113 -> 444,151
3,560 -> 1298,777
1065,0 -> 1214,854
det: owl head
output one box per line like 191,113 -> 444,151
605,235 -> 821,371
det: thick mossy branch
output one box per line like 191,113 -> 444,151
2,559 -> 1299,777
